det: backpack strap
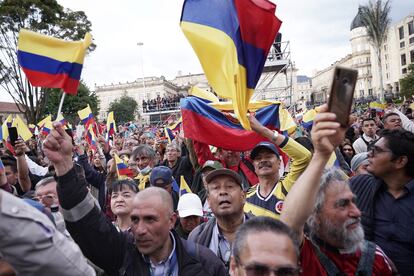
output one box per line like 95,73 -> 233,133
311,242 -> 343,276
355,241 -> 376,276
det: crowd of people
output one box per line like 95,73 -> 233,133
0,98 -> 413,276
142,94 -> 185,113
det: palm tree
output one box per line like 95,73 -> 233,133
359,0 -> 391,102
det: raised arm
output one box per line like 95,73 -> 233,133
280,105 -> 346,241
14,139 -> 32,192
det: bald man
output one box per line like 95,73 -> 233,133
43,122 -> 226,276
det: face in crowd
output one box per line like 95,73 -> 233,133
311,178 -> 364,253
166,144 -> 180,163
252,149 -> 280,179
361,119 -> 377,138
206,174 -> 245,218
110,184 -> 137,218
383,114 -> 402,130
35,180 -> 59,209
130,188 -> 176,259
220,150 -> 241,167
341,144 -> 355,159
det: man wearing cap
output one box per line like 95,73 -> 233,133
150,166 -> 179,210
350,152 -> 370,176
244,116 -> 311,219
188,168 -> 249,271
176,193 -> 203,239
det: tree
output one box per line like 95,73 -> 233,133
108,95 -> 139,124
0,0 -> 96,123
359,0 -> 391,102
400,64 -> 414,99
44,81 -> 99,124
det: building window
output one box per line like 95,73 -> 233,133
401,54 -> 407,66
360,90 -> 364,96
385,54 -> 388,61
366,56 -> 370,63
400,41 -> 405,48
411,50 -> 414,63
409,21 -> 414,35
386,73 -> 389,79
399,26 -> 404,40
368,89 -> 373,96
410,37 -> 414,45
383,44 -> 387,51
402,68 -> 407,74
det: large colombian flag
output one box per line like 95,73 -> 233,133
181,96 -> 295,151
17,29 -> 92,95
180,0 -> 281,130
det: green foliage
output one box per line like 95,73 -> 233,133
400,64 -> 414,99
0,0 -> 95,123
44,81 -> 99,124
108,96 -> 138,124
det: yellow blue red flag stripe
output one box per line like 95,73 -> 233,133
17,29 -> 91,95
180,0 -> 281,130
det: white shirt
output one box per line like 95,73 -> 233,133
352,133 -> 379,154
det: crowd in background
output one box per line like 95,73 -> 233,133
142,94 -> 185,113
0,97 -> 413,276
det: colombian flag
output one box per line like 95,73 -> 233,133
181,96 -> 295,151
85,125 -> 97,152
56,113 -> 68,127
179,175 -> 192,197
17,29 -> 91,95
180,0 -> 281,130
12,115 -> 33,141
114,154 -> 133,179
41,120 -> 53,136
78,105 -> 94,126
106,111 -> 116,141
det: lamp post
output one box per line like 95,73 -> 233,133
137,42 -> 146,95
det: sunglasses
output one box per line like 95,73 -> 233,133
239,263 -> 302,276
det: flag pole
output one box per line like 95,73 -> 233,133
57,91 -> 66,118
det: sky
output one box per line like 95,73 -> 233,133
1,0 -> 413,102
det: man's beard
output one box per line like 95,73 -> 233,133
320,217 -> 364,253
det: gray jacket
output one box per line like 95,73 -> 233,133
0,190 -> 95,276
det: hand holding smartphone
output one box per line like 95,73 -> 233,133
327,66 -> 358,127
8,127 -> 18,147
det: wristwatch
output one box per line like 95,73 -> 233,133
272,130 -> 279,141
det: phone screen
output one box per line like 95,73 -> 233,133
328,67 -> 358,127
8,127 -> 18,147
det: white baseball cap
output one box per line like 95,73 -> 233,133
177,193 -> 203,218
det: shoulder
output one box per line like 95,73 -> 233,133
372,244 -> 395,275
188,219 -> 214,243
349,174 -> 378,191
246,184 -> 258,197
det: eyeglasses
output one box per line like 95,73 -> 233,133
370,145 -> 393,157
238,263 -> 302,276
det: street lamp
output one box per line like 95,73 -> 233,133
137,42 -> 145,96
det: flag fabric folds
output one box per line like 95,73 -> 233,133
114,154 -> 133,179
1,115 -> 13,141
41,120 -> 53,136
85,125 -> 97,152
56,114 -> 68,126
180,0 -> 281,130
12,115 -> 33,141
181,96 -> 293,151
179,175 -> 192,197
37,115 -> 52,128
17,29 -> 92,95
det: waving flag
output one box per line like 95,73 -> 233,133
17,29 -> 91,95
41,120 -> 53,136
85,124 -> 97,152
56,113 -> 68,126
1,115 -> 13,141
114,154 -> 134,179
78,105 -> 94,126
181,96 -> 295,151
106,111 -> 116,141
180,0 -> 281,130
179,175 -> 192,197
12,115 -> 33,141
37,115 -> 52,128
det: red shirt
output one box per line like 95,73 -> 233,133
300,237 -> 394,276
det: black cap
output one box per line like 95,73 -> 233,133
250,141 -> 280,160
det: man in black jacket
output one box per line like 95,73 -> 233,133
350,129 -> 414,275
42,122 -> 226,276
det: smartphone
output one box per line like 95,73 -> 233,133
327,66 -> 358,127
8,127 -> 18,147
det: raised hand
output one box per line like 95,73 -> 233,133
311,104 -> 345,157
43,122 -> 73,176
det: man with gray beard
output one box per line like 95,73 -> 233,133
280,105 -> 396,275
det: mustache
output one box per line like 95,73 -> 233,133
344,218 -> 361,227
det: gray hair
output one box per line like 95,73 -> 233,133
34,176 -> 56,191
131,144 -> 156,161
307,168 -> 349,235
232,216 -> 300,263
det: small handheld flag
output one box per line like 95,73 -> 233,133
17,29 -> 91,95
114,154 -> 133,179
179,175 -> 192,197
106,111 -> 116,141
78,105 -> 94,126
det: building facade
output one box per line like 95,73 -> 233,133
310,10 -> 414,104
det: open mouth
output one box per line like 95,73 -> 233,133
219,200 -> 231,207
